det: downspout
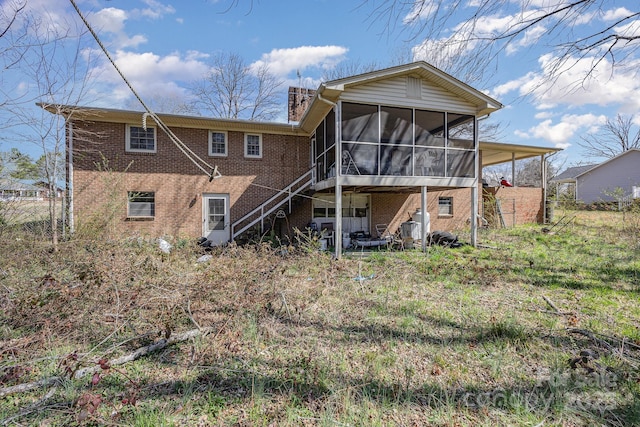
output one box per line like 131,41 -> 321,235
317,90 -> 334,107
67,119 -> 74,234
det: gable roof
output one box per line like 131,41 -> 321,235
298,61 -> 503,133
551,164 -> 598,183
552,149 -> 640,183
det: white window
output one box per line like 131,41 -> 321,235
438,197 -> 453,216
244,133 -> 262,158
128,191 -> 155,217
209,131 -> 227,157
126,125 -> 156,153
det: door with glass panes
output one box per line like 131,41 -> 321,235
203,194 -> 230,244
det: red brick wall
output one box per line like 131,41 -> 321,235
370,188 -> 477,235
370,186 -> 544,236
69,120 -> 545,240
482,187 -> 544,226
71,120 -> 311,238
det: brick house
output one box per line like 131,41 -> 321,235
43,61 -> 559,254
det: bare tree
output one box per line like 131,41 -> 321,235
321,59 -> 381,81
362,0 -> 640,86
1,1 -> 28,112
484,154 -> 563,187
124,94 -> 196,115
7,14 -> 97,250
577,114 -> 640,159
190,52 -> 283,120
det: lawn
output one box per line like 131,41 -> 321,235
1,209 -> 639,426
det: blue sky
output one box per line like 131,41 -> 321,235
2,0 -> 639,168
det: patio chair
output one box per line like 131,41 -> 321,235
375,224 -> 403,250
320,222 -> 335,247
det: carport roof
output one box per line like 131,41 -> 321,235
480,141 -> 561,167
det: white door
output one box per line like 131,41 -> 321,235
203,194 -> 230,245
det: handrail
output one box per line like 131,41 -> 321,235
231,169 -> 313,240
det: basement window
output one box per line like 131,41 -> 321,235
128,191 -> 155,218
438,197 -> 453,216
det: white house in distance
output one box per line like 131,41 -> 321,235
552,149 -> 640,205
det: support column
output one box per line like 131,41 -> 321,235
511,152 -> 516,186
421,186 -> 427,252
471,184 -> 478,247
335,184 -> 342,259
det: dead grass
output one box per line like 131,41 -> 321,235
1,210 -> 640,426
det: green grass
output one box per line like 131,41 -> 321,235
1,209 -> 639,426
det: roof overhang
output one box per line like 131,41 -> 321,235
38,103 -> 307,137
480,141 -> 561,167
299,61 -> 503,133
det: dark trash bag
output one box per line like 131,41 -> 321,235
429,231 -> 462,248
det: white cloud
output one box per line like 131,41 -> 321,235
524,113 -> 607,148
534,111 -> 554,119
92,50 -> 210,104
614,19 -> 640,39
491,53 -> 640,113
490,72 -> 534,98
250,46 -> 349,77
403,1 -> 439,24
603,7 -> 633,21
137,0 -> 176,20
89,7 -> 148,49
505,25 -> 547,55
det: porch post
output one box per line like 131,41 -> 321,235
511,152 -> 516,186
471,116 -> 479,247
335,184 -> 342,259
471,184 -> 478,247
421,186 -> 427,252
334,102 -> 343,259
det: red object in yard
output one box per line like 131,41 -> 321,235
500,177 -> 513,187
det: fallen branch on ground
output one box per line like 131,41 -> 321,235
0,327 -> 211,398
567,328 -> 639,367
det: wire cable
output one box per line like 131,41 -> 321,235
68,0 -> 221,180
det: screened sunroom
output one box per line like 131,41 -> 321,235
298,62 -> 503,256
314,102 -> 476,184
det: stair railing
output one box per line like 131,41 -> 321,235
231,169 -> 313,240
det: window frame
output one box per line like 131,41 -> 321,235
209,130 -> 228,157
126,125 -> 156,153
127,191 -> 155,218
438,196 -> 453,217
244,133 -> 262,158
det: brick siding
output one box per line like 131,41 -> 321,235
70,120 -> 311,238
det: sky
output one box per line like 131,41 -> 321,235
1,0 -> 639,168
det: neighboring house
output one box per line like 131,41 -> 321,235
552,149 -> 640,205
43,61 -> 559,254
0,178 -> 46,201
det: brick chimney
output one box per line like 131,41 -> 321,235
287,86 -> 316,123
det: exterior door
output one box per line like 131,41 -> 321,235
203,194 -> 230,245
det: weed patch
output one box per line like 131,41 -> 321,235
1,210 -> 639,425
